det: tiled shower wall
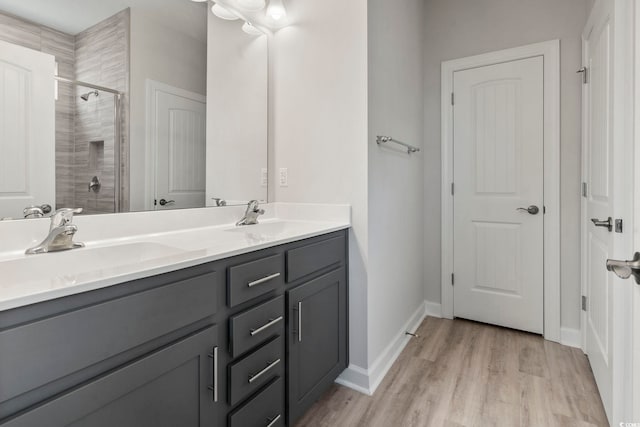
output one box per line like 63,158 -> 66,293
74,9 -> 130,214
0,12 -> 75,210
0,10 -> 129,214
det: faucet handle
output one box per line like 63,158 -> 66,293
50,208 -> 83,229
246,200 -> 260,213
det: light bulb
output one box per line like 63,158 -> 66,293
242,21 -> 263,36
267,0 -> 287,20
211,3 -> 240,20
237,0 -> 266,12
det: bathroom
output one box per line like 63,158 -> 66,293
0,0 -> 639,426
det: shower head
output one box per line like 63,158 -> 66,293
80,90 -> 99,101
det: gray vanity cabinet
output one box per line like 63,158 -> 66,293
286,267 -> 348,425
2,326 -> 219,427
0,229 -> 349,427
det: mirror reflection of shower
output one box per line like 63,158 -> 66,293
54,76 -> 123,215
80,90 -> 99,101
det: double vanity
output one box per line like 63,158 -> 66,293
0,203 -> 350,427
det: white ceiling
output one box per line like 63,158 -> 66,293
0,0 -> 207,42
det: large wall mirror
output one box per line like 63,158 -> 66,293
0,0 -> 268,220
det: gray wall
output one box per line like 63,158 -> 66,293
367,0 -> 425,364
422,0 -> 592,330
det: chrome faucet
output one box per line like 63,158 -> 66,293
25,208 -> 85,255
23,204 -> 52,219
236,200 -> 265,226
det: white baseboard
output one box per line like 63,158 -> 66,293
560,327 -> 582,350
334,364 -> 372,395
424,300 -> 442,318
336,301 -> 426,396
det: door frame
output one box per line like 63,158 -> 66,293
634,0 -> 640,418
440,40 -> 561,342
581,0 -> 635,422
579,0 -> 635,422
144,79 -> 206,211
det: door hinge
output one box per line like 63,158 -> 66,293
451,92 -> 455,106
582,182 -> 588,198
451,273 -> 455,286
451,182 -> 455,196
577,67 -> 589,84
582,295 -> 587,311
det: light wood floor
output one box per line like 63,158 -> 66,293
295,317 -> 609,427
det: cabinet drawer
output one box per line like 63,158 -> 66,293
229,296 -> 284,358
228,337 -> 284,406
228,254 -> 284,307
228,377 -> 284,427
0,271 -> 218,404
286,235 -> 345,282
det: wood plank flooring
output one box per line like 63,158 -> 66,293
295,317 -> 609,427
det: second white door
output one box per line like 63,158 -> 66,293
150,82 -> 206,210
453,56 -> 544,333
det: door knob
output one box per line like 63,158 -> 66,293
516,205 -> 539,215
159,199 -> 175,206
606,252 -> 640,284
591,217 -> 613,232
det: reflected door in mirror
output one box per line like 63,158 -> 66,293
0,40 -> 55,219
152,82 -> 206,210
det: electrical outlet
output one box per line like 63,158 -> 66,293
261,168 -> 268,186
279,168 -> 288,187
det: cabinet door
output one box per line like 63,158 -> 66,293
287,267 -> 347,424
3,325 -> 220,427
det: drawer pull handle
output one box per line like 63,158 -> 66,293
266,414 -> 282,427
248,273 -> 281,288
207,347 -> 218,402
250,316 -> 284,336
248,358 -> 281,384
298,301 -> 302,342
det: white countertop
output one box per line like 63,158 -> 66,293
0,203 -> 350,312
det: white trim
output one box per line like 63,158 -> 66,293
581,0 -> 636,422
440,40 -> 562,343
335,301 -> 426,396
612,0 -> 635,422
560,327 -> 583,350
424,300 -> 442,318
144,79 -> 207,211
334,364 -> 371,395
633,0 -> 640,419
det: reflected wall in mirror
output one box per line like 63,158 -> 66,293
0,0 -> 268,220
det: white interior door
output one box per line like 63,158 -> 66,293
0,40 -> 55,219
453,56 -> 544,334
582,0 -> 615,419
150,82 -> 206,210
634,1 -> 640,417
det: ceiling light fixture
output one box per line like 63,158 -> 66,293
212,3 -> 240,20
190,0 -> 208,2
236,0 -> 266,12
242,21 -> 264,36
266,0 -> 287,21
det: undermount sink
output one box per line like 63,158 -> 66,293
224,220 -> 307,237
4,242 -> 185,284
